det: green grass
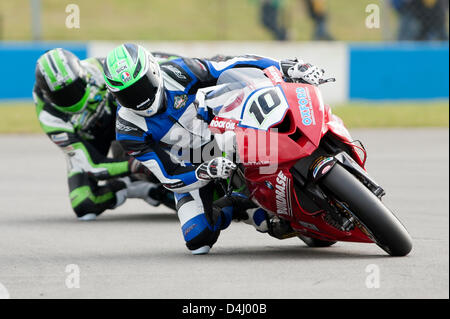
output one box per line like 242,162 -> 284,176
333,101 -> 449,128
0,101 -> 448,134
0,0 -> 389,41
0,104 -> 42,134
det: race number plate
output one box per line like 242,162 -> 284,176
239,86 -> 289,131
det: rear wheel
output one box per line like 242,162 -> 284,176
298,235 -> 337,247
321,164 -> 412,256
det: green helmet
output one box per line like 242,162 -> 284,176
35,48 -> 91,113
103,43 -> 164,117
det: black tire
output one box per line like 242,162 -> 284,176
321,164 -> 412,256
298,235 -> 337,247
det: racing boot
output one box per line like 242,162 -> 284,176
121,176 -> 161,206
77,178 -> 127,221
239,207 -> 270,233
147,184 -> 176,211
225,193 -> 270,233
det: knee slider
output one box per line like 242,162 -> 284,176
71,186 -> 109,218
185,227 -> 220,252
72,197 -> 99,218
182,214 -> 220,252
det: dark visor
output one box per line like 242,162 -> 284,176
112,69 -> 159,110
46,77 -> 87,107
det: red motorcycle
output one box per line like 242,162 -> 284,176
206,66 -> 412,256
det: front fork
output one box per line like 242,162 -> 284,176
310,152 -> 385,199
290,151 -> 386,233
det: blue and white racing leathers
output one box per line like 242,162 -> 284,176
116,54 -> 294,252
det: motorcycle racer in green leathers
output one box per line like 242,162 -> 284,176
33,48 -> 174,220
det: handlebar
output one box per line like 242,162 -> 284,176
318,77 -> 336,85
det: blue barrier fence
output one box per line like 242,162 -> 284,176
0,41 -> 448,102
349,43 -> 449,100
0,42 -> 87,100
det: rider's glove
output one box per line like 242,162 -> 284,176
195,157 -> 236,181
287,60 -> 325,86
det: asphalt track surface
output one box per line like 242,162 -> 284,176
0,128 -> 448,299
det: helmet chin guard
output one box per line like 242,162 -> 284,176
132,81 -> 165,117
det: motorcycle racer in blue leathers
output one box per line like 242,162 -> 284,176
103,43 -> 325,254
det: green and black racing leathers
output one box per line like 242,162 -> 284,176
33,57 -> 173,219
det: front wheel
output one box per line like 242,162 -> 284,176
321,164 -> 413,256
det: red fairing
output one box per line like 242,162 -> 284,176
209,66 -> 372,243
266,66 -> 366,168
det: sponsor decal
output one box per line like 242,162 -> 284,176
164,181 -> 186,189
116,121 -> 137,132
50,132 -> 69,143
265,181 -> 274,190
121,71 -> 131,83
296,87 -> 316,126
275,171 -> 292,217
184,223 -> 197,237
312,156 -> 335,179
246,160 -> 271,166
127,151 -> 140,156
266,66 -> 283,83
209,118 -> 237,131
321,165 -> 332,175
174,94 -> 188,109
162,64 -> 187,80
136,98 -> 151,109
223,91 -> 245,113
116,65 -> 127,74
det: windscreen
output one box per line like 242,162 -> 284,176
205,68 -> 273,116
